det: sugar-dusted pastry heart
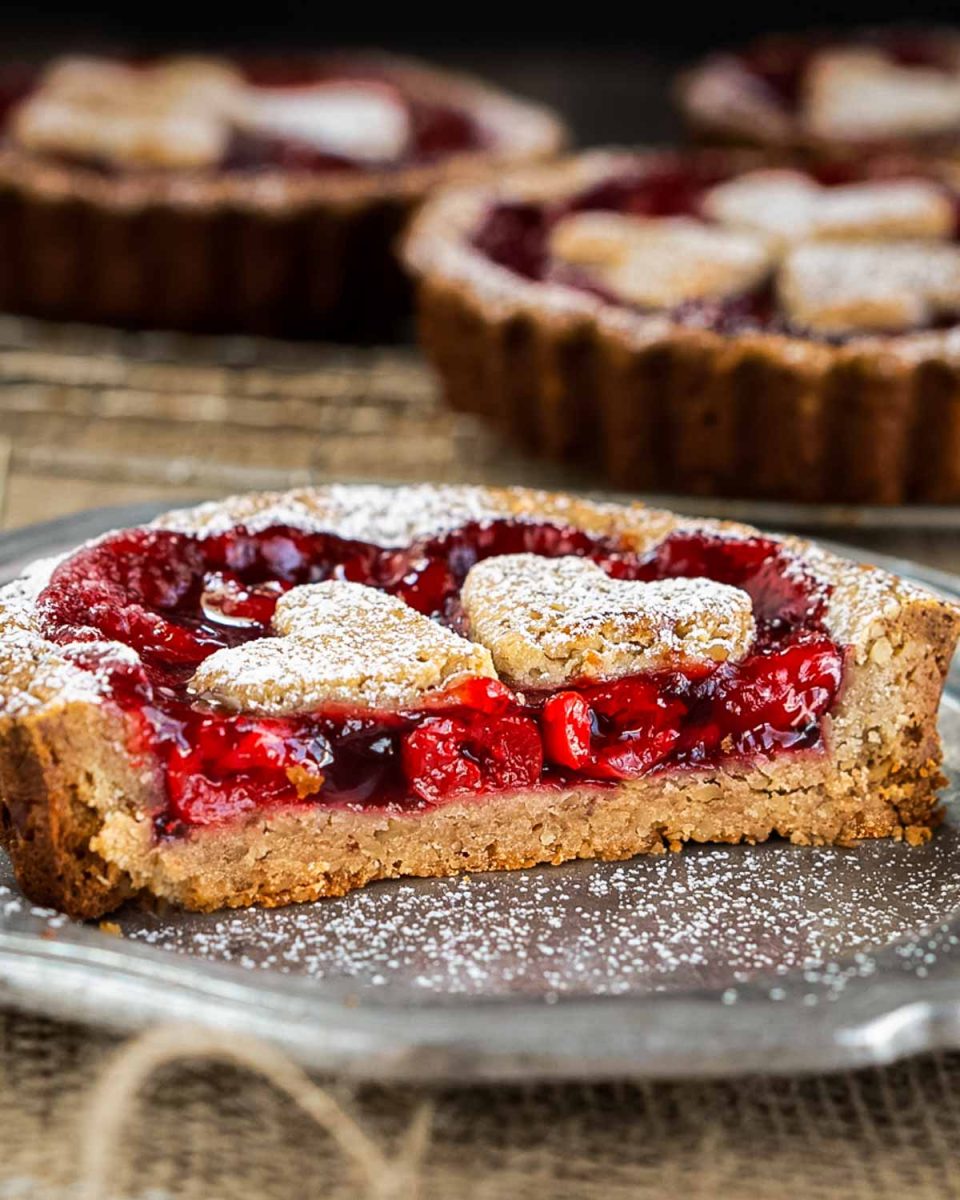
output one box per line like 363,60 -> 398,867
803,48 -> 960,141
236,81 -> 412,164
460,554 -> 755,688
702,169 -> 954,245
548,212 -> 774,308
11,55 -> 242,169
779,240 -> 960,335
189,581 -> 496,714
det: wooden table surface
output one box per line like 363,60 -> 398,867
0,314 -> 957,579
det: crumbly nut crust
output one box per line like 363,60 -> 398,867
778,240 -> 960,336
549,213 -> 774,308
402,149 -> 960,503
12,56 -> 419,173
0,53 -> 565,337
190,580 -> 496,714
0,484 -> 958,918
805,49 -> 960,142
701,170 -> 955,245
12,56 -> 242,170
461,554 -> 755,687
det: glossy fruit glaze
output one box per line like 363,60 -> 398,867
471,152 -> 960,337
0,58 -> 485,174
35,518 -> 843,832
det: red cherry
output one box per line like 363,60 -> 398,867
60,643 -> 153,705
394,557 -> 456,616
542,679 -> 686,780
542,692 -> 593,769
402,717 -> 483,800
595,726 -> 681,779
712,638 -> 843,736
402,713 -> 542,802
436,676 -> 516,715
201,571 -> 288,626
480,714 -> 544,791
167,771 -> 266,827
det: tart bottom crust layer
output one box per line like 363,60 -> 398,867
0,485 -> 956,919
406,154 -> 960,505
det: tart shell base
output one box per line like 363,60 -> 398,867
0,180 -> 413,339
416,275 -> 960,505
1,582 -> 955,918
0,55 -> 566,338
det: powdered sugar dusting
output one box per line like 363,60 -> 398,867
702,169 -> 954,244
462,554 -> 755,687
155,484 -> 523,546
112,757 -> 960,1004
0,550 -> 122,716
805,47 -> 960,141
549,211 -> 775,308
191,580 -> 495,713
0,484 -> 944,723
779,240 -> 960,336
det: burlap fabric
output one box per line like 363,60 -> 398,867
2,317 -> 960,1199
3,1009 -> 960,1199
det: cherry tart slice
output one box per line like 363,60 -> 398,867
404,148 -> 960,504
0,52 -> 564,338
0,484 -> 956,918
677,27 -> 960,159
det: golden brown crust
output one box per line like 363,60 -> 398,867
91,760 -> 946,914
0,53 -> 565,337
403,150 -> 960,503
0,701 -> 145,917
0,483 -> 957,918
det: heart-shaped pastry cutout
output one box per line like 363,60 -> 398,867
548,213 -> 774,308
803,48 -> 960,141
779,240 -> 960,335
236,81 -> 411,164
703,169 -> 954,245
460,555 -> 755,688
189,581 -> 496,714
11,56 -> 242,169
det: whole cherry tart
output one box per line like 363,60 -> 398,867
404,149 -> 960,503
0,53 -> 564,336
677,27 -> 960,158
0,484 -> 956,918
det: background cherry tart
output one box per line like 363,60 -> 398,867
404,148 -> 960,504
0,484 -> 956,918
676,27 -> 960,159
0,52 -> 565,338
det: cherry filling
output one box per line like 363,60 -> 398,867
36,519 -> 844,833
471,154 -> 960,339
